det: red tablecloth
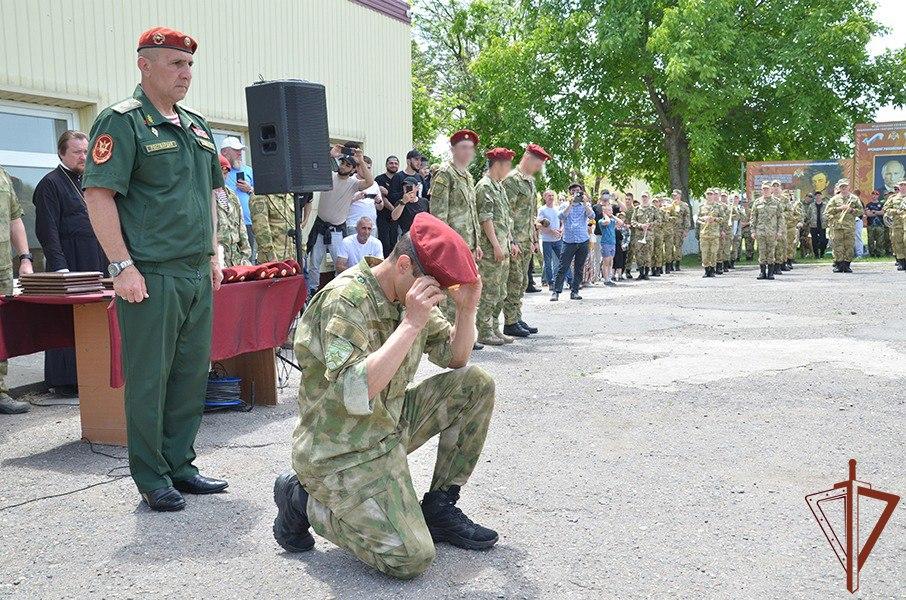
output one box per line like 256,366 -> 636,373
0,276 -> 306,387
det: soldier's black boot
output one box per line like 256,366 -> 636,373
625,269 -> 634,279
715,262 -> 723,275
639,267 -> 650,280
771,263 -> 781,275
665,262 -> 673,273
757,264 -> 767,280
832,261 -> 841,273
897,259 -> 905,271
729,260 -> 736,269
503,323 -> 529,338
273,472 -> 316,553
843,261 -> 853,273
708,266 -> 717,277
422,486 -> 498,550
766,264 -> 775,280
786,259 -> 793,270
780,261 -> 790,272
652,266 -> 661,277
675,261 -> 681,271
702,266 -> 709,278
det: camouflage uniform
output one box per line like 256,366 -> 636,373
501,169 -> 536,327
0,167 -> 22,393
729,204 -> 744,261
737,205 -> 753,260
771,195 -> 788,264
217,185 -> 251,267
883,193 -> 905,260
824,192 -> 862,262
250,193 -> 296,262
697,201 -> 721,268
292,259 -> 494,579
475,175 -> 511,338
718,202 -> 732,263
659,204 -> 675,265
630,205 -> 658,267
750,195 -> 784,265
651,205 -> 665,269
624,204 -> 636,269
784,197 -> 803,261
430,163 -> 481,321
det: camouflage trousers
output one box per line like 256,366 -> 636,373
738,229 -> 754,259
652,232 -> 664,267
302,365 -> 495,580
476,254 -> 509,337
785,227 -> 798,260
756,234 -> 778,265
0,266 -> 11,392
718,234 -> 730,261
633,229 -> 652,267
673,230 -> 687,262
700,236 -> 719,267
502,248 -> 531,326
625,237 -> 636,269
829,227 -> 855,262
891,224 -> 905,259
867,226 -> 885,257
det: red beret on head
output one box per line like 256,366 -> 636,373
218,154 -> 231,171
525,143 -> 551,161
486,147 -> 516,161
137,27 -> 197,54
409,212 -> 479,289
450,129 -> 479,147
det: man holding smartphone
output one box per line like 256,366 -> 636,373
220,137 -> 255,259
391,175 -> 430,234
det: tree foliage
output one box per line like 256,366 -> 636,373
412,0 -> 906,196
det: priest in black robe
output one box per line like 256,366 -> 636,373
32,131 -> 107,394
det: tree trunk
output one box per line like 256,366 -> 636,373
664,120 -> 690,201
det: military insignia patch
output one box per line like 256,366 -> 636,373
152,32 -> 165,45
325,339 -> 355,372
92,134 -> 114,164
191,125 -> 209,139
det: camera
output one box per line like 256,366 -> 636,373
572,191 -> 584,203
337,145 -> 359,168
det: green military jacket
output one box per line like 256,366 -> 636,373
82,85 -> 223,265
475,175 -> 512,252
431,162 -> 480,251
717,203 -> 731,236
502,169 -> 537,246
697,202 -> 722,239
882,193 -> 904,227
824,193 -> 862,231
250,193 -> 296,262
737,205 -> 751,232
217,186 -> 251,267
750,195 -> 785,238
630,205 -> 659,229
1,166 -> 24,273
292,258 -> 454,485
784,197 -> 803,228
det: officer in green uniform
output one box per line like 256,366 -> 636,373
476,147 -> 516,346
501,143 -> 549,337
0,166 -> 35,414
273,212 -> 497,580
83,27 -> 228,511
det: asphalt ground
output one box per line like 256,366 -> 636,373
1,261 -> 904,599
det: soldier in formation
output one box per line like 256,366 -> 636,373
885,180 -> 906,271
824,178 -> 862,273
697,188 -> 722,277
750,182 -> 785,280
630,193 -> 658,280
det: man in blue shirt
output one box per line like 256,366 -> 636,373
220,136 -> 256,260
552,183 -> 593,301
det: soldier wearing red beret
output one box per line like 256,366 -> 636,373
274,213 -> 497,579
501,143 -> 550,337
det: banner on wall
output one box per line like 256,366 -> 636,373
853,121 -> 906,199
745,159 -> 853,200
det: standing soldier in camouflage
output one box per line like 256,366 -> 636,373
251,192 -> 301,263
501,143 -> 549,337
661,196 -> 678,273
274,213 -> 497,580
669,189 -> 690,271
649,196 -> 665,276
884,181 -> 906,270
630,192 -> 658,280
1,166 -> 35,414
824,179 -> 862,273
624,194 -> 638,278
783,191 -> 803,271
750,182 -> 784,280
737,194 -> 754,262
216,155 -> 251,267
697,189 -> 722,278
769,181 -> 787,275
729,193 -> 744,267
476,148 -> 517,346
431,130 -> 483,331
716,190 -> 732,273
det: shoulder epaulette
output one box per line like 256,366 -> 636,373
338,273 -> 369,307
111,98 -> 142,114
179,104 -> 207,120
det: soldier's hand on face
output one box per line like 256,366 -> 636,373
403,276 -> 445,330
448,276 -> 482,312
236,179 -> 253,194
114,266 -> 149,303
493,244 -> 505,262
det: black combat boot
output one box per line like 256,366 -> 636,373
786,259 -> 793,270
651,266 -> 661,277
897,259 -> 905,271
715,262 -> 723,275
665,262 -> 673,273
728,260 -> 735,269
639,267 -> 650,280
503,323 -> 529,338
625,269 -> 634,279
772,263 -> 781,275
832,262 -> 841,273
702,267 -> 709,278
757,264 -> 768,280
707,266 -> 716,277
780,261 -> 790,271
766,264 -> 775,279
843,261 -> 853,273
674,261 -> 681,271
422,486 -> 498,550
273,472 -> 316,553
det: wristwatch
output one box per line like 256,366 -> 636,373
18,253 -> 33,262
108,259 -> 134,277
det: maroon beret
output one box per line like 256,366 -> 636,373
525,143 -> 551,161
409,213 -> 479,289
450,129 -> 479,147
486,147 -> 516,161
138,27 -> 197,55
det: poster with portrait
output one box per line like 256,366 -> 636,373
854,121 -> 906,200
745,159 -> 853,200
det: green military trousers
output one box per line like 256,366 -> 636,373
785,227 -> 798,260
303,365 -> 495,580
756,235 -> 777,265
0,267 -> 12,392
476,254 -> 509,337
117,256 -> 212,492
699,236 -> 719,267
634,230 -> 652,267
652,231 -> 665,267
891,223 -> 905,259
502,249 -> 530,326
829,227 -> 855,262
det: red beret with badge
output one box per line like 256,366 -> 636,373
409,212 -> 479,289
485,147 -> 516,162
450,129 -> 479,147
525,143 -> 551,161
137,27 -> 198,55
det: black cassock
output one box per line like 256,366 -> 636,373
33,165 -> 108,388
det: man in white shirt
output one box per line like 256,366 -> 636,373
334,216 -> 383,272
345,156 -> 381,238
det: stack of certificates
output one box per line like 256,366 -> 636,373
18,271 -> 104,295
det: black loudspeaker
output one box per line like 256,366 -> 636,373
245,79 -> 333,194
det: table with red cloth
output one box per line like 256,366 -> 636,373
0,276 -> 306,445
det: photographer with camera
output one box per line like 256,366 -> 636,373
391,175 -> 430,234
306,143 -> 374,296
551,183 -> 593,301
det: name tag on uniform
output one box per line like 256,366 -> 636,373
144,140 -> 179,153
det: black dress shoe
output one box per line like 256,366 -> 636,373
141,486 -> 186,512
173,474 -> 228,495
473,342 -> 484,351
517,320 -> 538,334
525,284 -> 542,293
503,323 -> 529,338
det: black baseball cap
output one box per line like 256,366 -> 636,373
406,149 -> 422,160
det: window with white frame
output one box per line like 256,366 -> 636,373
0,102 -> 78,252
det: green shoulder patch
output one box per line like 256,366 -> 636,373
339,276 -> 368,307
325,338 -> 355,372
111,98 -> 142,114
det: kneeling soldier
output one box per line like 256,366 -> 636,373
274,213 -> 497,579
